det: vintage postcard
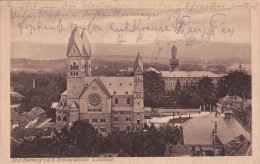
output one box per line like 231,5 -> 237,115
0,0 -> 260,163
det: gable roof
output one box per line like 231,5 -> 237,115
161,71 -> 219,78
31,107 -> 46,116
182,117 -> 251,145
80,78 -> 111,98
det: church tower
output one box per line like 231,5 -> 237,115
133,52 -> 144,130
67,27 -> 91,102
66,27 -> 92,123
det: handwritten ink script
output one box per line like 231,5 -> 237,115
8,0 -> 256,45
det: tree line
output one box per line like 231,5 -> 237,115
11,120 -> 182,157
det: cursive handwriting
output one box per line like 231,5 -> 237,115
18,18 -> 65,34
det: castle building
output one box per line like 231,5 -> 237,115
56,28 -> 144,134
146,46 -> 222,92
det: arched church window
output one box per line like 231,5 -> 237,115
63,117 -> 67,122
115,98 -> 118,104
58,116 -> 61,121
70,65 -> 73,70
127,98 -> 130,104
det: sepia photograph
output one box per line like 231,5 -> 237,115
4,1 -> 256,160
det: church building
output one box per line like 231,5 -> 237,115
56,27 -> 144,134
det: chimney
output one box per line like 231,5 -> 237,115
33,78 -> 35,89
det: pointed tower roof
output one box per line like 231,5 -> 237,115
67,27 -> 93,57
133,52 -> 144,72
81,30 -> 91,56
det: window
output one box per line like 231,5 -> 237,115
92,119 -> 97,123
126,91 -> 128,94
130,83 -> 132,86
88,109 -> 92,112
57,116 -> 61,121
115,98 -> 118,104
114,91 -> 116,94
63,117 -> 67,122
114,117 -> 118,121
114,112 -> 118,115
137,102 -> 140,105
88,94 -> 101,107
126,112 -> 131,115
120,112 -> 124,115
100,127 -> 106,133
136,113 -> 140,115
120,83 -> 122,86
101,118 -> 106,123
126,118 -> 131,121
113,126 -> 119,131
127,98 -> 130,104
137,120 -> 140,124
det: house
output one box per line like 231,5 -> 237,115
181,113 -> 251,156
31,107 -> 46,122
22,111 -> 37,128
217,94 -> 243,113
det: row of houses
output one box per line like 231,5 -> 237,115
11,107 -> 46,129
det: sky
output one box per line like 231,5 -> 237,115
11,8 -> 251,44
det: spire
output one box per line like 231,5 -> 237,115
81,29 -> 91,56
67,27 -> 83,56
133,51 -> 143,73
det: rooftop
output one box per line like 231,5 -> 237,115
31,107 -> 46,116
161,71 -> 220,78
182,117 -> 251,145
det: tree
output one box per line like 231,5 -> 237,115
196,77 -> 216,109
143,71 -> 166,107
216,71 -> 252,99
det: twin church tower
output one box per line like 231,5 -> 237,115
56,27 -> 144,134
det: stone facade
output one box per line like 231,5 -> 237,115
56,27 -> 144,134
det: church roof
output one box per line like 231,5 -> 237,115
67,27 -> 91,56
161,71 -> 220,78
95,78 -> 111,97
69,101 -> 79,108
182,117 -> 251,145
80,76 -> 135,98
61,90 -> 67,96
100,77 -> 134,95
133,54 -> 143,72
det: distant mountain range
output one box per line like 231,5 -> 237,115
11,41 -> 251,63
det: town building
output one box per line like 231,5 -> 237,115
145,46 -> 222,92
11,107 -> 46,129
56,27 -> 144,134
181,113 -> 251,156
